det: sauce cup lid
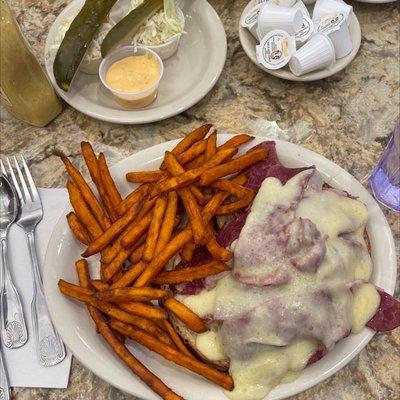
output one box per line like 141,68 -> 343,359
241,3 -> 263,28
256,29 -> 296,70
315,12 -> 346,35
295,15 -> 314,44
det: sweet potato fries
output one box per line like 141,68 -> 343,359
56,125 -> 268,399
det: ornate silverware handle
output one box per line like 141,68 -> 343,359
26,231 -> 66,367
0,236 -> 28,349
0,345 -> 10,400
0,344 -> 10,400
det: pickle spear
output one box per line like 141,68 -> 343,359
101,0 -> 163,58
53,0 -> 117,91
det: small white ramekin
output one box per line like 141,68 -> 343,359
144,32 -> 182,60
109,1 -> 185,60
99,45 -> 164,109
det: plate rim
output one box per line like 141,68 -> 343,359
353,0 -> 396,3
44,0 -> 227,124
238,1 -> 362,82
43,135 -> 397,400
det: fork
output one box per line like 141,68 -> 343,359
0,342 -> 10,400
0,173 -> 28,349
1,156 -> 66,367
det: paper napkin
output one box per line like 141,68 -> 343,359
3,188 -> 72,388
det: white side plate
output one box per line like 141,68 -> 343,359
44,0 -> 227,124
239,1 -> 361,82
43,135 -> 396,400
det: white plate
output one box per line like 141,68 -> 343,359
239,1 -> 361,82
44,0 -> 227,124
43,135 -> 396,400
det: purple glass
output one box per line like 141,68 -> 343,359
370,124 -> 400,212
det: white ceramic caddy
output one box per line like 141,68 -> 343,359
239,0 -> 361,81
43,134 -> 396,400
45,0 -> 227,124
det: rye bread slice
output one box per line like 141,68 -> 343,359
168,313 -> 230,371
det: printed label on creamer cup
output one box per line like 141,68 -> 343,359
295,16 -> 313,43
256,30 -> 295,70
268,0 -> 297,7
316,13 -> 345,34
241,4 -> 262,28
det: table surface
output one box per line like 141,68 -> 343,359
1,0 -> 399,399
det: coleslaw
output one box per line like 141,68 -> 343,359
130,0 -> 185,46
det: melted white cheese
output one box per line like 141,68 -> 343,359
176,287 -> 217,317
352,283 -> 380,333
179,170 -> 378,400
227,339 -> 317,400
296,189 -> 368,239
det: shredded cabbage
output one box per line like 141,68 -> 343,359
130,0 -> 185,46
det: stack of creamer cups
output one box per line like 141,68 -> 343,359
241,0 -> 354,76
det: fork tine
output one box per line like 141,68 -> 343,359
6,157 -> 23,203
13,156 -> 31,203
0,160 -> 7,176
20,155 -> 40,203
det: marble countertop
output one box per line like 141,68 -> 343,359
1,0 -> 399,399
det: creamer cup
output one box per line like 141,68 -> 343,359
256,29 -> 296,70
268,0 -> 298,8
257,3 -> 303,38
241,3 -> 263,40
292,0 -> 310,18
315,13 -> 353,58
295,16 -> 314,46
313,0 -> 352,26
289,33 -> 335,76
